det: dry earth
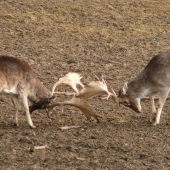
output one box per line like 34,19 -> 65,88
1,0 -> 170,169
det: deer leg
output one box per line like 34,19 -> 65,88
11,96 -> 19,126
154,89 -> 169,125
22,95 -> 36,128
132,98 -> 141,113
149,94 -> 156,122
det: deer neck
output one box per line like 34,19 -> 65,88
29,78 -> 52,103
128,77 -> 151,99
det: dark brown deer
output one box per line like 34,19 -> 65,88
0,56 -> 54,128
118,50 -> 170,125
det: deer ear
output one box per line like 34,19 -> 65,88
122,82 -> 128,94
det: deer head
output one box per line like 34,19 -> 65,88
118,81 -> 141,113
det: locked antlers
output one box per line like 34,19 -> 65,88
49,73 -> 117,121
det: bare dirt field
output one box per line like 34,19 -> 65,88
1,0 -> 170,169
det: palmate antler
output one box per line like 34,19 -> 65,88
49,72 -> 117,121
47,97 -> 101,122
51,72 -> 84,95
77,78 -> 117,100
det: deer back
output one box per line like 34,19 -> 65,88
124,50 -> 170,98
0,56 -> 52,102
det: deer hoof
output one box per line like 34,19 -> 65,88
153,121 -> 159,126
14,122 -> 19,127
29,124 -> 36,129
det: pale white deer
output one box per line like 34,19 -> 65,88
118,50 -> 170,125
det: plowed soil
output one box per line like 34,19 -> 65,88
1,0 -> 170,170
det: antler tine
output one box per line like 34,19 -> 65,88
110,88 -> 117,98
52,81 -> 61,95
99,78 -> 111,100
103,79 -> 117,99
94,74 -> 100,81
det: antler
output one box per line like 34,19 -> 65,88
49,73 -> 118,122
52,72 -> 84,95
77,78 -> 117,100
47,96 -> 101,122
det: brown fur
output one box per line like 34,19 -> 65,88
0,56 -> 54,128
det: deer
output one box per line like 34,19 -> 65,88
0,55 -> 55,128
0,56 -> 116,128
118,50 -> 170,125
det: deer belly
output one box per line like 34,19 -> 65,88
2,87 -> 18,95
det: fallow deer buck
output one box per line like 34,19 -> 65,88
118,50 -> 170,125
0,56 -> 55,128
0,56 -> 116,128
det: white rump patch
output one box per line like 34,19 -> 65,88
2,87 -> 18,95
141,89 -> 150,98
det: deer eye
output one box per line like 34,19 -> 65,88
123,101 -> 129,105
